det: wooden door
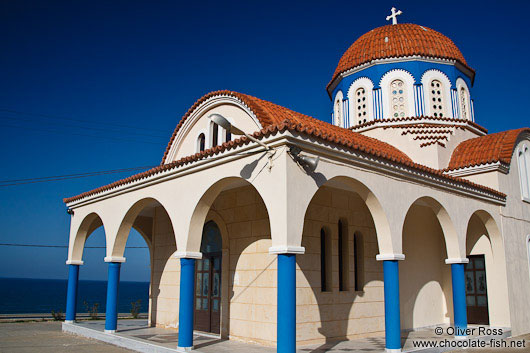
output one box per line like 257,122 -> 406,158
194,253 -> 221,333
465,255 -> 489,325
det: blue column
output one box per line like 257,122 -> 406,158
65,264 -> 80,323
451,263 -> 468,337
383,260 -> 401,352
278,254 -> 296,353
178,258 -> 196,350
105,262 -> 121,332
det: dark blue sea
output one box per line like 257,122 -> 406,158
0,278 -> 149,314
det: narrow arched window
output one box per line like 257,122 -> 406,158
211,122 -> 219,147
320,228 -> 332,292
523,145 -> 530,184
197,133 -> 205,153
390,79 -> 407,118
335,99 -> 342,127
460,88 -> 468,120
338,220 -> 349,291
354,87 -> 368,125
353,231 -> 364,291
518,145 -> 530,201
430,80 -> 444,117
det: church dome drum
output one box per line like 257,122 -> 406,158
329,18 -> 476,128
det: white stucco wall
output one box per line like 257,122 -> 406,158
66,126 -> 517,343
361,125 -> 480,170
400,205 -> 453,330
166,99 -> 262,163
497,139 -> 530,335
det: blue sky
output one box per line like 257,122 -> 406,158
0,0 -> 528,281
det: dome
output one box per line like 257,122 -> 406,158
328,23 -> 473,89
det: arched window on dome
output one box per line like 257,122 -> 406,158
354,87 -> 368,125
518,144 -> 530,201
390,79 -> 407,118
196,133 -> 206,153
430,80 -> 445,118
459,87 -> 469,120
335,99 -> 342,127
334,91 -> 344,127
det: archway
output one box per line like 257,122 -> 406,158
465,210 -> 510,327
70,212 -> 105,263
400,197 -> 457,330
69,212 -> 108,318
177,177 -> 274,345
297,176 -> 388,348
110,198 -> 174,328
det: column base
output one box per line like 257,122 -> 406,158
455,335 -> 467,340
177,346 -> 193,352
386,349 -> 402,353
104,329 -> 116,334
64,320 -> 75,324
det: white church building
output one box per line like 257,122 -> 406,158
62,11 -> 530,353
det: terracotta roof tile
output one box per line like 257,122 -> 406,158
328,23 -> 473,90
447,128 -> 530,170
64,92 -> 506,203
161,90 -> 411,164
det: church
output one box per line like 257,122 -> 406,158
62,9 -> 530,353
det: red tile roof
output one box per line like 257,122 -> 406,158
64,91 -> 506,203
328,23 -> 473,90
161,90 -> 412,164
447,128 -> 530,170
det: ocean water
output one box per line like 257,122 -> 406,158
0,278 -> 149,314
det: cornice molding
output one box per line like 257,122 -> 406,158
66,132 -> 506,209
445,162 -> 509,177
350,117 -> 486,136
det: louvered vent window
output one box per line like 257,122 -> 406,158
355,87 -> 368,124
390,79 -> 406,118
430,80 -> 444,117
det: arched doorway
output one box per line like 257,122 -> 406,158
465,210 -> 510,327
194,221 -> 222,334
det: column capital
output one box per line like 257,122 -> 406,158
376,253 -> 405,261
66,260 -> 84,265
445,258 -> 469,264
269,245 -> 305,255
104,256 -> 126,263
173,251 -> 202,259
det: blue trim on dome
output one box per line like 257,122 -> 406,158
331,60 -> 474,121
332,60 -> 472,99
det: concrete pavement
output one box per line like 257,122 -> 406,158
1,320 -> 530,353
0,321 -> 132,353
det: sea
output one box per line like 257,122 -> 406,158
0,278 -> 149,314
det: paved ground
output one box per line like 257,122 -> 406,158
0,321 -> 132,353
448,333 -> 530,353
1,320 -> 529,353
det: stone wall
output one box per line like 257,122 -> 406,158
211,185 -> 276,346
297,186 -> 384,346
150,185 -> 386,346
150,207 -> 179,328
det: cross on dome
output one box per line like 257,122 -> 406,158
386,7 -> 402,25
